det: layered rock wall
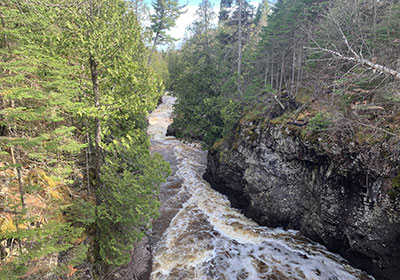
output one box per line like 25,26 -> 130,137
204,118 -> 400,280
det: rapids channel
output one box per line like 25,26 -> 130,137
147,95 -> 373,280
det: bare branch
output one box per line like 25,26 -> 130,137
305,47 -> 400,80
330,14 -> 360,59
355,120 -> 400,139
273,95 -> 285,110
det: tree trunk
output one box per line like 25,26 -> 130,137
372,0 -> 377,54
315,15 -> 400,80
90,53 -> 103,272
270,57 -> 274,88
296,49 -> 302,96
308,46 -> 400,80
6,96 -> 24,210
10,147 -> 25,210
279,52 -> 284,93
291,45 -> 296,95
264,56 -> 269,88
85,130 -> 91,196
89,55 -> 102,188
1,14 -> 9,49
148,31 -> 160,66
237,0 -> 242,95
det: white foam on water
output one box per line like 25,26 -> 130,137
149,96 -> 374,280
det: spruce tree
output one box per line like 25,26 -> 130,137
148,0 -> 184,65
0,0 -> 87,278
1,0 -> 169,277
57,0 -> 169,269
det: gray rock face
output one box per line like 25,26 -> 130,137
111,236 -> 152,280
166,124 -> 177,137
204,119 -> 400,280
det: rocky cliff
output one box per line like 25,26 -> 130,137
204,115 -> 400,280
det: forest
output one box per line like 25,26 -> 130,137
170,0 -> 400,149
1,0 -> 400,279
0,0 -> 171,278
168,0 -> 400,279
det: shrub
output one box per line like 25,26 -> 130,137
307,112 -> 331,133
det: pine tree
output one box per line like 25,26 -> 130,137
148,0 -> 184,65
219,0 -> 234,23
254,0 -> 269,31
256,0 -> 325,93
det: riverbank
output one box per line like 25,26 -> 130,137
147,96 -> 373,280
204,110 -> 400,280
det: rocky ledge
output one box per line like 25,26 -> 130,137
204,117 -> 400,280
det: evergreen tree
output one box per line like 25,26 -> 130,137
57,0 -> 169,270
1,0 -> 169,277
254,0 -> 269,31
0,0 -> 87,277
255,0 -> 325,93
168,0 -> 227,145
219,0 -> 234,23
148,0 -> 184,65
98,131 -> 169,265
190,0 -> 215,34
130,0 -> 150,24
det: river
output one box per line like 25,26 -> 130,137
147,95 -> 373,280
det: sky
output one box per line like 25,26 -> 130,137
144,0 -> 264,48
171,0 -> 221,46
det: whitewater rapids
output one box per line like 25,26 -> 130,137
147,95 -> 373,280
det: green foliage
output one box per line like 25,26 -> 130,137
165,50 -> 182,90
64,200 -> 96,228
306,112 -> 331,133
0,221 -> 86,279
172,95 -> 224,145
59,0 -> 168,268
254,0 -> 269,28
98,132 -> 170,265
190,0 -> 215,34
168,7 -> 226,145
389,172 -> 400,200
259,0 -> 323,49
221,99 -> 242,138
0,0 -> 85,177
150,0 -> 184,46
149,52 -> 170,87
0,1 -> 88,277
0,0 -> 169,276
305,51 -> 325,71
130,0 -> 150,24
169,0 -> 255,146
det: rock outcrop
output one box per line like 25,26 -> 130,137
110,236 -> 152,280
204,117 -> 400,280
166,124 -> 177,137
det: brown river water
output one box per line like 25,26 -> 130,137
147,95 -> 373,280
